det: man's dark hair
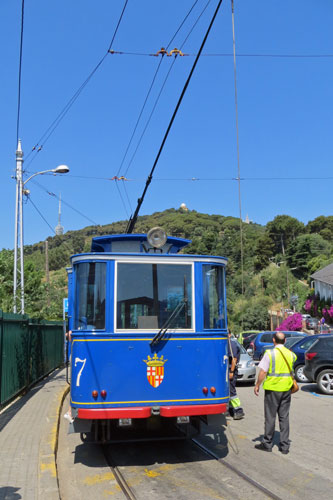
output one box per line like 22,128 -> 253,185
273,332 -> 285,344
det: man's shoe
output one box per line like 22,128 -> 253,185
254,443 -> 272,452
279,447 -> 289,455
233,411 -> 245,420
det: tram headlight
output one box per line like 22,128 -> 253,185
210,387 -> 216,394
202,387 -> 208,395
92,390 -> 98,399
100,390 -> 107,398
147,227 -> 167,248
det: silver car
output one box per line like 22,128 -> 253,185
231,339 -> 256,384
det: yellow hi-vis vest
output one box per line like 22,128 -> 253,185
263,345 -> 297,392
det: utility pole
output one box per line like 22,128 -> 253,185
45,239 -> 50,308
45,240 -> 50,284
13,140 -> 24,314
13,140 -> 69,314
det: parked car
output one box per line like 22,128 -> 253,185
251,331 -> 307,361
259,332 -> 308,363
230,338 -> 256,384
302,314 -> 311,321
237,330 -> 260,343
306,317 -> 319,331
286,334 -> 332,382
243,333 -> 259,351
304,335 -> 333,395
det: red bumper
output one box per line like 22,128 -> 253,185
77,403 -> 227,420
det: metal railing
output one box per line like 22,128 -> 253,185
0,310 -> 64,408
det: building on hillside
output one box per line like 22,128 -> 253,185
310,263 -> 333,301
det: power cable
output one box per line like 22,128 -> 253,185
27,195 -> 58,236
120,180 -> 133,214
115,55 -> 165,177
28,195 -> 74,254
25,0 -> 129,165
30,173 -> 333,182
115,181 -> 130,218
231,0 -> 244,299
123,0 -> 212,179
16,0 -> 25,145
126,0 -> 224,234
115,0 -> 202,182
123,58 -> 177,178
106,50 -> 333,58
29,178 -> 99,226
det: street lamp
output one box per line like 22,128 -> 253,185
13,140 -> 69,313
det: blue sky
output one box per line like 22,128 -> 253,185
1,0 -> 333,250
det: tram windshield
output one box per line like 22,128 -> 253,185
74,262 -> 106,330
202,265 -> 226,329
116,263 -> 192,330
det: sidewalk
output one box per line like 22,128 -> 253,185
0,368 -> 68,500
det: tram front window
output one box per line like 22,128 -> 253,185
203,265 -> 226,329
74,262 -> 106,330
116,263 -> 192,330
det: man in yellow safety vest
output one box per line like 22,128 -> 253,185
253,331 -> 297,454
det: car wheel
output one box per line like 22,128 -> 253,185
316,369 -> 333,395
294,364 -> 310,383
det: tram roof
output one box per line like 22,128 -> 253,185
91,234 -> 191,254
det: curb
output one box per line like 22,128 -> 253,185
38,383 -> 70,499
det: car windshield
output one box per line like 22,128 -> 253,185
285,337 -> 303,349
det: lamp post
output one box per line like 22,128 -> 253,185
13,140 -> 69,313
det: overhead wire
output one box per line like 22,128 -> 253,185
115,0 -> 203,215
36,172 -> 333,182
115,181 -> 130,218
27,195 -> 75,254
230,0 -> 245,298
16,0 -> 25,145
122,0 -> 213,180
116,0 -> 201,178
29,178 -> 99,226
107,50 -> 333,58
24,0 -> 129,166
126,0 -> 224,234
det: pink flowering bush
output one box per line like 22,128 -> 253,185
303,293 -> 333,324
322,305 -> 333,322
304,299 -> 312,312
277,313 -> 303,331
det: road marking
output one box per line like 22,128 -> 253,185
84,472 -> 116,485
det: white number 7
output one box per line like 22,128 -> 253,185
75,357 -> 86,386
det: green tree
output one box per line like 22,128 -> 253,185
306,215 -> 333,241
254,234 -> 274,271
267,215 -> 304,255
286,234 -> 332,279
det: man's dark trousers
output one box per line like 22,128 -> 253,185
262,389 -> 291,451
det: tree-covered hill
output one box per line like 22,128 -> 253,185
1,209 -> 333,330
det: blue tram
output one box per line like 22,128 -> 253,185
67,228 -> 229,440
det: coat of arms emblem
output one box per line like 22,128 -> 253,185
143,353 -> 168,388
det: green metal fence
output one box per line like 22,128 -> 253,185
0,310 -> 64,407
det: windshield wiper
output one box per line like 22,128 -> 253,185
150,299 -> 187,346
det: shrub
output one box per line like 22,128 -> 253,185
277,313 -> 302,331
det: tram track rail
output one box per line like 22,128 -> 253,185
192,437 -> 282,500
102,444 -> 137,500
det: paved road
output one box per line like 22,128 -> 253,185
196,380 -> 333,499
57,380 -> 333,499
